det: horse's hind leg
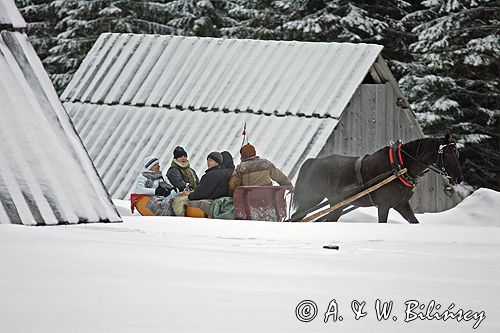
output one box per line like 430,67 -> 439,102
394,202 -> 419,224
291,196 -> 323,221
317,208 -> 343,222
378,206 -> 390,223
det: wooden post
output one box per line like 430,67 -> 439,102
301,168 -> 407,222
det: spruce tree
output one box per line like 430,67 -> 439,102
15,0 -> 58,73
400,0 -> 499,191
222,0 -> 297,39
159,0 -> 238,37
278,0 -> 414,79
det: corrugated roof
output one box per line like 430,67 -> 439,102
62,33 -> 383,118
0,0 -> 26,29
64,102 -> 338,199
0,30 -> 121,225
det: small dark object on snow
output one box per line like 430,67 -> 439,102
323,245 -> 339,250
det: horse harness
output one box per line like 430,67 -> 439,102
389,141 -> 419,190
354,139 -> 457,204
355,154 -> 377,205
390,140 -> 458,188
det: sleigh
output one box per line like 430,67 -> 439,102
130,186 -> 293,221
233,186 -> 292,221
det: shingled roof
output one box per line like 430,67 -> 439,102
62,33 -> 383,118
62,33 -> 389,199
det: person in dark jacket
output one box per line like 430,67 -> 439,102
221,151 -> 235,175
183,152 -> 230,201
166,146 -> 199,192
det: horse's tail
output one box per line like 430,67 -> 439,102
292,158 -> 314,210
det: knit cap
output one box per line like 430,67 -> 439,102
173,146 -> 188,159
240,144 -> 256,160
143,156 -> 159,170
207,151 -> 223,165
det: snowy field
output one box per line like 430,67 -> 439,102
1,189 -> 499,332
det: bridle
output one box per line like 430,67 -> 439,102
433,143 -> 459,179
389,140 -> 458,189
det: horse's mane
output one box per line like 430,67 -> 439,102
402,137 -> 441,160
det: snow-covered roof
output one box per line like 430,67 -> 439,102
0,30 -> 121,225
65,102 -> 338,199
62,33 -> 383,118
0,0 -> 26,29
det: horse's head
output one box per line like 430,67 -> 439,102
438,133 -> 463,185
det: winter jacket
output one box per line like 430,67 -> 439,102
133,167 -> 177,216
133,168 -> 174,196
188,166 -> 230,201
229,156 -> 292,192
167,160 -> 199,192
133,169 -> 164,196
221,151 -> 235,176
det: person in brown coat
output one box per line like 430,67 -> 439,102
229,144 -> 293,193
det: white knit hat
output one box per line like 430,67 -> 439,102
143,156 -> 159,170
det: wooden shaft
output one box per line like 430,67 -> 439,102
300,168 -> 407,222
289,169 -> 394,222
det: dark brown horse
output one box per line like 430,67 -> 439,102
291,134 -> 463,223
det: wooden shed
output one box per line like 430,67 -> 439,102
61,33 -> 460,212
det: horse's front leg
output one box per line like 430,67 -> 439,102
394,202 -> 419,224
377,206 -> 390,223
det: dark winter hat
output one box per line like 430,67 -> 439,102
173,146 -> 188,159
221,151 -> 235,169
207,151 -> 223,166
144,156 -> 159,170
240,144 -> 256,160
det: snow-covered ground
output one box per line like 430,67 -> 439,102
1,189 -> 499,332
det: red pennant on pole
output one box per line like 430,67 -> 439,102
241,123 -> 247,147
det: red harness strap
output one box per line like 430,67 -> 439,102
389,144 -> 415,189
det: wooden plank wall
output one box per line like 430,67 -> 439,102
319,83 -> 460,213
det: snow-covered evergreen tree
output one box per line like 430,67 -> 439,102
278,0 -> 414,78
15,0 -> 58,73
400,0 -> 499,190
221,0 -> 296,39
160,0 -> 238,37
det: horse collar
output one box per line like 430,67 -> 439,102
389,141 -> 418,189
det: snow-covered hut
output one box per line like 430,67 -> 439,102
61,33 -> 460,212
0,1 -> 121,225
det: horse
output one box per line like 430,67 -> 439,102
291,134 -> 463,223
